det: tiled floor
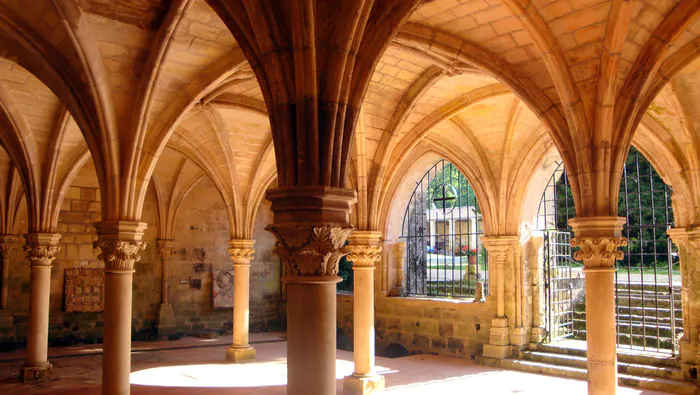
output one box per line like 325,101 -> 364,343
0,333 -> 672,394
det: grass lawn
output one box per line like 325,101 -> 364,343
615,267 -> 681,275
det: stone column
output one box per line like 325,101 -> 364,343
155,239 -> 176,337
529,236 -> 545,343
481,236 -> 518,359
569,217 -> 626,395
0,235 -> 19,335
266,186 -> 356,395
226,239 -> 256,362
94,221 -> 147,395
344,231 -> 384,395
20,233 -> 61,382
667,228 -> 700,381
390,241 -> 405,296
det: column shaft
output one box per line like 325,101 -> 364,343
287,276 -> 339,395
20,233 -> 60,382
343,232 -> 384,395
226,239 -> 256,362
353,267 -> 374,375
233,264 -> 250,346
26,265 -> 51,367
0,252 -> 10,309
94,221 -> 147,395
160,260 -> 168,305
570,217 -> 626,395
0,235 -> 18,309
391,242 -> 405,296
667,228 -> 700,380
102,269 -> 134,394
155,239 -> 176,337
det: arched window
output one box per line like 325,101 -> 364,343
400,159 -> 487,299
537,147 -> 680,354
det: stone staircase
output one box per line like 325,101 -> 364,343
479,342 -> 699,394
572,282 -> 683,350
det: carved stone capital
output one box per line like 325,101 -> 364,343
228,239 -> 256,265
24,233 -> 61,267
668,228 -> 700,258
94,241 -> 146,271
568,216 -> 627,270
482,236 -> 519,265
571,237 -> 627,269
266,224 -> 353,276
0,235 -> 20,259
93,221 -> 147,272
25,245 -> 60,267
345,245 -> 382,268
155,239 -> 176,261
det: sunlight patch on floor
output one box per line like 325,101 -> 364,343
130,359 -> 392,388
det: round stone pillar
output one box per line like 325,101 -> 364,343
20,233 -> 61,382
570,217 -> 626,395
266,186 -> 357,395
94,221 -> 147,395
226,239 -> 256,362
343,231 -> 384,395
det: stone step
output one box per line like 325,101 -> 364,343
573,310 -> 684,325
614,282 -> 681,293
615,296 -> 674,309
616,305 -> 684,319
534,343 -> 680,368
615,290 -> 680,299
521,351 -> 684,380
479,358 -> 698,395
617,313 -> 684,326
572,329 -> 677,351
572,317 -> 682,341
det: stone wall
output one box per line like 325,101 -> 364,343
338,293 -> 494,358
336,244 -> 495,358
0,163 -> 282,345
165,180 -> 282,334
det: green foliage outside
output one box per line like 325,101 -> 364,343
337,255 -> 353,292
555,147 -> 678,270
426,163 -> 481,213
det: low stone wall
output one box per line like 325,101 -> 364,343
337,294 -> 494,358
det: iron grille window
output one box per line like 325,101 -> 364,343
536,147 -> 680,354
399,159 -> 487,299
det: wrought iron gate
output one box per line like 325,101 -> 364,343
615,149 -> 679,353
543,230 -> 577,342
537,148 -> 681,354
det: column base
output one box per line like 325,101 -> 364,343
343,374 -> 385,395
482,317 -> 511,358
225,345 -> 256,363
19,362 -> 52,383
482,344 -> 510,359
509,327 -> 529,347
530,327 -> 545,343
488,317 -> 509,346
156,303 -> 177,337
